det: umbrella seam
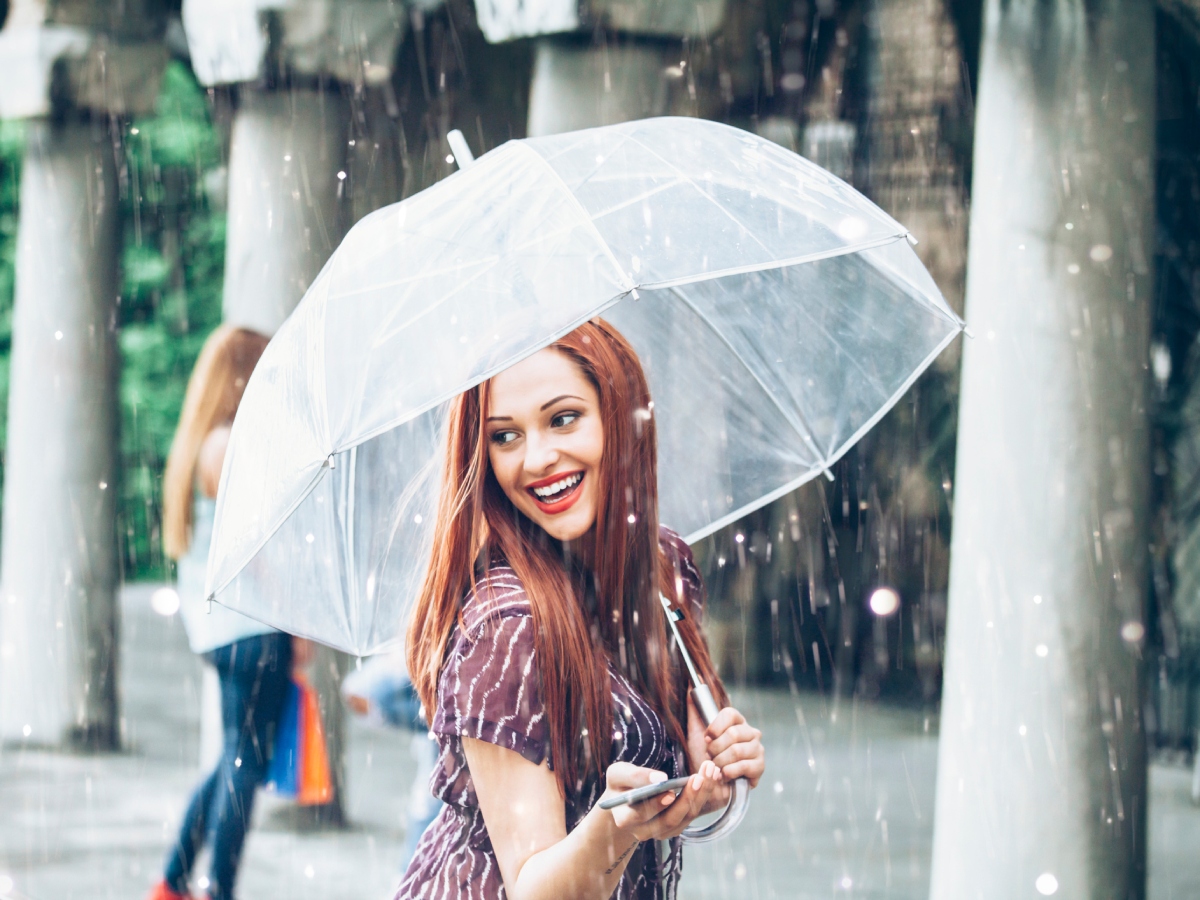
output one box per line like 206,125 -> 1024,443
666,286 -> 833,475
206,463 -> 331,603
622,133 -> 779,261
514,141 -> 634,292
330,290 -> 635,454
680,324 -> 964,546
639,234 -> 909,292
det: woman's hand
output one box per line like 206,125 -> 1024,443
700,704 -> 765,787
602,760 -> 722,842
686,695 -> 765,810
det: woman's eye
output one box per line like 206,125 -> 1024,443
551,412 -> 580,428
491,431 -> 518,446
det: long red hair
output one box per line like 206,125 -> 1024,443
407,319 -> 727,792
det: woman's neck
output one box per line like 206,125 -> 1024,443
561,528 -> 598,573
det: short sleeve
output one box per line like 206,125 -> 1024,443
660,525 -> 707,623
431,570 -> 549,766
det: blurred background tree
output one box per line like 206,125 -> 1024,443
118,60 -> 226,580
0,60 -> 227,582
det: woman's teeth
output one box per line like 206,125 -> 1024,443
532,473 -> 582,499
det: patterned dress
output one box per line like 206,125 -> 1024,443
395,527 -> 706,900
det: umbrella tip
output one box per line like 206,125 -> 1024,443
905,232 -> 919,246
963,325 -> 976,340
447,130 -> 475,170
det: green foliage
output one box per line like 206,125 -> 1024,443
0,63 -> 225,581
0,120 -> 24,469
117,61 -> 226,580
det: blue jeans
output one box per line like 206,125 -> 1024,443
165,633 -> 291,900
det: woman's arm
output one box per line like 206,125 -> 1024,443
463,737 -> 722,900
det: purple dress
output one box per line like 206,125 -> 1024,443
395,528 -> 706,900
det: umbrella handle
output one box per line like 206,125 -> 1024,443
679,684 -> 750,843
680,776 -> 750,844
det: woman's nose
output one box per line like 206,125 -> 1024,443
524,429 -> 560,474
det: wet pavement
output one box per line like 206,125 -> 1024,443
0,583 -> 1198,899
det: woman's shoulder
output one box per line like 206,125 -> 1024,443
658,524 -> 701,578
459,563 -> 532,637
658,524 -> 706,612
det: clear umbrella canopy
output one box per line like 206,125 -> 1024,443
206,116 -> 964,655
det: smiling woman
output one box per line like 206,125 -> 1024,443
399,320 -> 765,900
485,349 -> 605,543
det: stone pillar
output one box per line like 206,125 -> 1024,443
221,89 -> 349,334
929,0 -> 1154,896
0,120 -> 121,748
526,40 -> 677,137
182,0 -> 411,821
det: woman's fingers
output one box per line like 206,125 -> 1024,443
636,761 -> 722,840
703,706 -> 747,742
605,762 -> 667,793
705,722 -> 761,759
711,738 -> 765,788
720,758 -> 765,787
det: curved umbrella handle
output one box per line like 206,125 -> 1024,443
681,775 -> 750,844
679,683 -> 751,843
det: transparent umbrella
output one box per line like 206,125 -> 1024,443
205,116 -> 965,656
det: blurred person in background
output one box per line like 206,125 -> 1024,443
341,651 -> 444,871
147,326 -> 301,900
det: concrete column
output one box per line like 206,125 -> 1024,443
221,89 -> 348,333
213,86 -> 352,821
526,39 -> 676,137
0,119 -> 121,749
929,1 -> 1154,897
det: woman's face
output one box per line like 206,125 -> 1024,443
486,348 -> 604,544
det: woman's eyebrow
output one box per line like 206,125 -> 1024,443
540,394 -> 585,411
485,415 -> 513,422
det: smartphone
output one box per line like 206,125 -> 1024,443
599,776 -> 692,810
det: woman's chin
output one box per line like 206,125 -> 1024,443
530,507 -> 594,544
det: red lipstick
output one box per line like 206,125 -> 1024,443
525,470 -> 585,515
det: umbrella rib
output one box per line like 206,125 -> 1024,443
514,142 -> 634,291
638,234 -> 908,292
330,289 -> 634,456
622,134 -> 776,260
680,325 -> 964,546
207,462 -> 332,603
666,286 -> 833,478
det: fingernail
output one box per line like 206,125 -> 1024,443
650,771 -> 667,783
662,793 -> 673,805
692,774 -> 702,790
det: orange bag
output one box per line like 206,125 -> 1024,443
296,675 -> 334,806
